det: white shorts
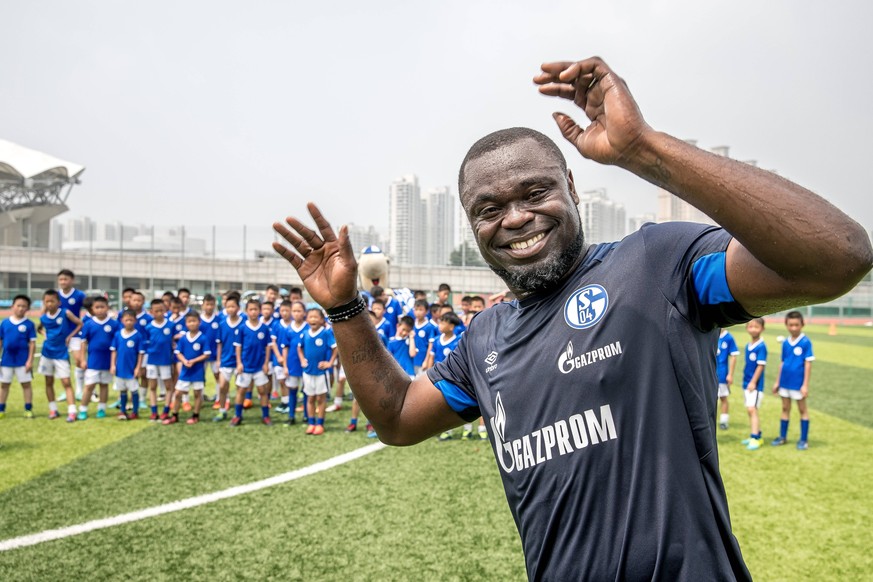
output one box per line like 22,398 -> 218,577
85,369 -> 112,385
337,364 -> 346,381
744,389 -> 763,409
175,380 -> 205,393
147,364 -> 172,380
717,383 -> 730,398
219,367 -> 237,382
208,361 -> 219,375
141,354 -> 149,367
0,366 -> 32,384
68,337 -> 83,352
272,365 -> 287,381
115,377 -> 140,392
236,371 -> 269,388
39,358 -> 71,379
302,372 -> 331,396
413,365 -> 422,376
778,388 -> 805,400
285,375 -> 301,389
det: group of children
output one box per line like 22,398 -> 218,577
715,311 -> 814,451
0,273 -> 494,441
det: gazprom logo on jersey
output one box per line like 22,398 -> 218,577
490,391 -> 618,474
564,284 -> 608,330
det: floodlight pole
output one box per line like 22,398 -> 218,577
211,225 -> 216,295
88,222 -> 94,289
180,225 -> 186,289
26,222 -> 32,298
118,222 -> 124,309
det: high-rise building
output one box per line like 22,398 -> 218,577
423,186 -> 454,266
347,223 -> 382,256
628,213 -> 657,233
578,189 -> 626,244
388,174 -> 422,265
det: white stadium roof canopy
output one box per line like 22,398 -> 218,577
0,138 -> 84,188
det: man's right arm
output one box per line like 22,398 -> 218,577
273,204 -> 465,446
330,313 -> 464,445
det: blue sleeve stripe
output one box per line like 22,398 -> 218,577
692,251 -> 735,305
433,379 -> 478,413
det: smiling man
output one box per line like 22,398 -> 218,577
273,56 -> 872,581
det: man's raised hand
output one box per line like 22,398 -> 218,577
534,56 -> 651,166
272,203 -> 358,309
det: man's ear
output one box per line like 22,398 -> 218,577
567,169 -> 579,205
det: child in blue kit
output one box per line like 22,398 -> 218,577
164,311 -> 210,425
299,308 -> 336,435
388,316 -> 417,379
146,299 -> 175,421
411,299 -> 437,374
78,296 -> 120,420
111,310 -> 145,420
715,328 -> 739,430
771,311 -> 815,450
0,295 -> 37,419
38,289 -> 83,421
214,294 -> 243,422
231,299 -> 275,427
742,317 -> 767,450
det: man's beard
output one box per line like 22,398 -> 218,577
488,230 -> 586,296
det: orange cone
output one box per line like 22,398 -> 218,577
828,322 -> 838,336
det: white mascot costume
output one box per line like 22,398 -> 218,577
357,246 -> 414,312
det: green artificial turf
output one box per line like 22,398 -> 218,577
0,322 -> 870,580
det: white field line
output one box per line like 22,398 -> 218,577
0,442 -> 387,552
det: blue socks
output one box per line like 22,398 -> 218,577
261,406 -> 270,419
245,391 -> 252,400
780,419 -> 789,439
24,402 -> 33,411
151,405 -> 158,415
316,417 -> 324,426
0,403 -> 6,412
120,392 -> 128,412
800,419 -> 810,441
349,418 -> 358,426
288,389 -> 298,419
235,404 -> 243,418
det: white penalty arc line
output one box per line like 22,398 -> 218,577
0,442 -> 387,552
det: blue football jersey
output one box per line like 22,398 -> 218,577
715,330 -> 739,384
383,296 -> 403,332
300,326 -> 336,376
40,309 -> 74,360
281,322 -> 307,376
431,333 -> 461,365
0,317 -> 37,367
235,321 -> 274,373
412,320 -> 438,366
176,331 -> 210,382
82,317 -> 120,370
743,339 -> 767,391
374,318 -> 393,344
168,314 -> 186,339
135,311 -> 153,336
216,316 -> 244,368
778,334 -> 814,389
199,313 -> 221,362
145,319 -> 175,366
111,329 -> 145,379
388,335 -> 415,376
267,319 -> 285,366
59,288 -> 87,318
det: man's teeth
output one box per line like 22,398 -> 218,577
509,233 -> 545,251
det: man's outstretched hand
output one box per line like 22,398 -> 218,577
272,203 -> 358,309
534,56 -> 652,166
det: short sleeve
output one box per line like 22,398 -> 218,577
804,338 -> 815,361
641,222 -> 754,331
426,334 -> 480,422
27,323 -> 37,342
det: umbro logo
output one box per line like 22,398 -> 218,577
484,351 -> 498,373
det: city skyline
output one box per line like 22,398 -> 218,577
1,2 -> 870,238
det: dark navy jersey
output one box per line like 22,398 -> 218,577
427,222 -> 753,581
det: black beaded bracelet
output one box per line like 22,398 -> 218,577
325,293 -> 367,323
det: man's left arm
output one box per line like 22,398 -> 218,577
536,57 -> 873,315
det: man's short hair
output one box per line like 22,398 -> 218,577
459,127 -> 568,193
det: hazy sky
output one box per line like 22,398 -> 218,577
3,0 -> 872,240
